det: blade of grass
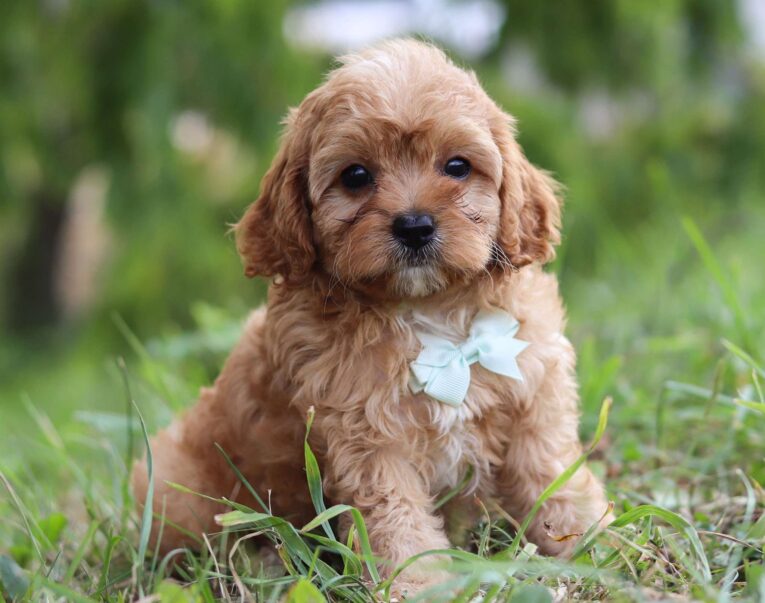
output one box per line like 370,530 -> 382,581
215,443 -> 269,513
319,574 -> 371,603
605,505 -> 711,582
118,359 -> 136,535
132,401 -> 154,587
303,407 -> 334,540
303,532 -> 363,576
665,380 -> 765,413
113,313 -> 175,402
733,399 -> 765,414
218,506 -> 380,588
682,217 -> 753,355
722,339 -> 764,378
36,576 -> 100,603
24,398 -> 89,489
93,534 -> 121,597
217,511 -> 337,583
63,520 -> 99,584
753,370 -> 764,404
153,548 -> 193,593
149,496 -> 168,578
664,532 -> 709,593
300,504 -> 355,533
481,582 -> 504,603
344,523 -> 357,576
345,507 -> 380,582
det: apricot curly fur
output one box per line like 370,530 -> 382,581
132,39 -> 611,596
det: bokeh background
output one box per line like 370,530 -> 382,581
1,0 -> 764,475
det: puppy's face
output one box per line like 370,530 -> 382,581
308,92 -> 504,298
237,40 -> 561,300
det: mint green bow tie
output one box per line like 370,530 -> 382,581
409,310 -> 529,406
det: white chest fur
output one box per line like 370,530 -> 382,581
398,307 -> 510,493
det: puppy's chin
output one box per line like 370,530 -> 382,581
390,266 -> 447,298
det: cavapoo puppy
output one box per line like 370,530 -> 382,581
132,39 -> 611,594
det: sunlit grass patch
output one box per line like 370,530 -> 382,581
1,222 -> 764,601
1,345 -> 763,601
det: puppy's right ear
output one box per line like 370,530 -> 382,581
235,110 -> 315,282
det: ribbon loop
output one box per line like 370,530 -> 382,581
409,309 -> 529,406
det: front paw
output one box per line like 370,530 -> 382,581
388,558 -> 454,601
388,571 -> 453,601
540,506 -> 616,558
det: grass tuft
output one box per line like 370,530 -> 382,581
1,236 -> 763,601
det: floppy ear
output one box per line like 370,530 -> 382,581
492,116 -> 562,269
235,111 -> 315,282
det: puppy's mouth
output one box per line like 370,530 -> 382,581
398,243 -> 439,268
391,264 -> 446,297
390,241 -> 447,297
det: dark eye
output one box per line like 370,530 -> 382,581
444,157 -> 471,179
340,164 -> 373,190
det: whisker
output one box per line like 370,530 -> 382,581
489,241 -> 517,274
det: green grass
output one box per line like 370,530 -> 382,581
1,217 -> 764,602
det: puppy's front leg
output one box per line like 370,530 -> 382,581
322,422 -> 450,595
496,366 -> 612,557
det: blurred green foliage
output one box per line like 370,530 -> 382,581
1,0 -> 323,337
0,0 -> 763,452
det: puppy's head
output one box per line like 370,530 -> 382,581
236,39 -> 560,298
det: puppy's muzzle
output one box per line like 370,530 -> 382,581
392,213 -> 436,251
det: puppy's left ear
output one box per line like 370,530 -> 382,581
235,109 -> 315,282
492,115 -> 562,269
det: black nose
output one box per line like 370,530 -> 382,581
392,213 -> 436,250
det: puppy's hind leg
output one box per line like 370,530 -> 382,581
132,386 -> 312,553
131,385 -> 247,552
131,310 -> 313,553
